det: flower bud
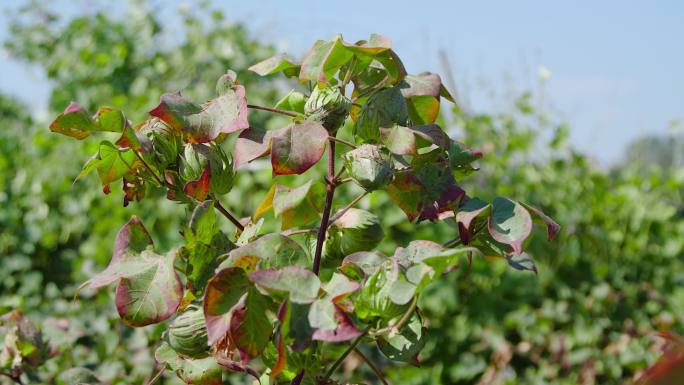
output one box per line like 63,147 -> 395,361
305,84 -> 351,132
179,144 -> 234,195
343,144 -> 393,191
166,305 -> 210,358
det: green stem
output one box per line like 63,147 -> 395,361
370,297 -> 417,337
133,150 -> 165,187
146,366 -> 165,385
354,348 -> 390,385
328,136 -> 357,149
328,191 -> 369,226
323,327 -> 369,381
247,104 -> 298,117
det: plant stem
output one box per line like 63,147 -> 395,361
354,348 -> 390,385
370,297 -> 417,337
146,366 -> 166,385
328,191 -> 369,226
312,139 -> 337,275
0,372 -> 23,385
247,104 -> 298,117
133,150 -> 165,187
328,136 -> 357,149
323,328 -> 369,381
213,196 -> 245,231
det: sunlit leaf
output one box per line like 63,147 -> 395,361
249,53 -> 300,77
488,197 -> 533,254
251,267 -> 320,304
271,120 -> 328,175
377,313 -> 426,364
521,202 -> 560,241
299,35 -> 354,83
233,127 -> 273,170
275,90 -> 307,114
273,181 -> 324,230
76,141 -> 141,186
149,88 -> 248,143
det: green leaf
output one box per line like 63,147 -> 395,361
355,87 -> 408,142
506,252 -> 538,274
406,95 -> 440,124
49,102 -> 99,139
203,267 -> 251,346
377,313 -> 426,364
271,120 -> 328,175
354,259 -> 406,322
233,127 -> 273,170
341,34 -> 392,55
181,202 -> 234,295
77,141 -> 140,186
149,88 -> 248,143
155,342 -> 222,385
339,251 -> 389,279
251,267 -> 320,304
308,273 -> 360,332
488,197 -> 533,254
82,217 -> 183,327
249,53 -> 300,77
382,125 -> 416,155
387,152 -> 466,222
299,36 -> 354,83
273,181 -> 324,230
220,233 -> 309,271
275,90 -> 307,114
448,141 -> 482,175
229,287 -> 273,362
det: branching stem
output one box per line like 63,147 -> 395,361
247,104 -> 298,117
328,191 -> 369,226
354,348 -> 390,385
323,327 -> 369,381
133,150 -> 164,187
213,196 -> 245,232
370,297 -> 417,337
328,136 -> 357,149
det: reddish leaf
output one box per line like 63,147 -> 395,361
149,89 -> 248,143
488,197 -> 533,254
216,359 -> 261,381
521,202 -> 560,241
270,121 -> 328,176
49,102 -> 98,139
233,127 -> 273,170
203,267 -> 251,346
183,164 -> 211,201
311,305 -> 362,342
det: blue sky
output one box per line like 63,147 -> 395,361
1,0 -> 682,165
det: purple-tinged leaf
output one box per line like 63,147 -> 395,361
410,124 -> 450,149
521,202 -> 560,241
271,120 -> 328,175
114,251 -> 183,327
80,217 -> 183,327
250,267 -> 320,304
228,288 -> 272,362
388,152 -> 466,222
233,127 -> 273,170
455,197 -> 491,237
248,53 -> 300,77
488,197 -> 533,254
299,36 -> 354,83
399,73 -> 442,99
203,267 -> 251,346
149,89 -> 248,143
311,305 -> 362,342
323,273 -> 360,303
49,102 -> 98,139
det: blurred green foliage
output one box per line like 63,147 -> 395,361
1,1 -> 683,384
